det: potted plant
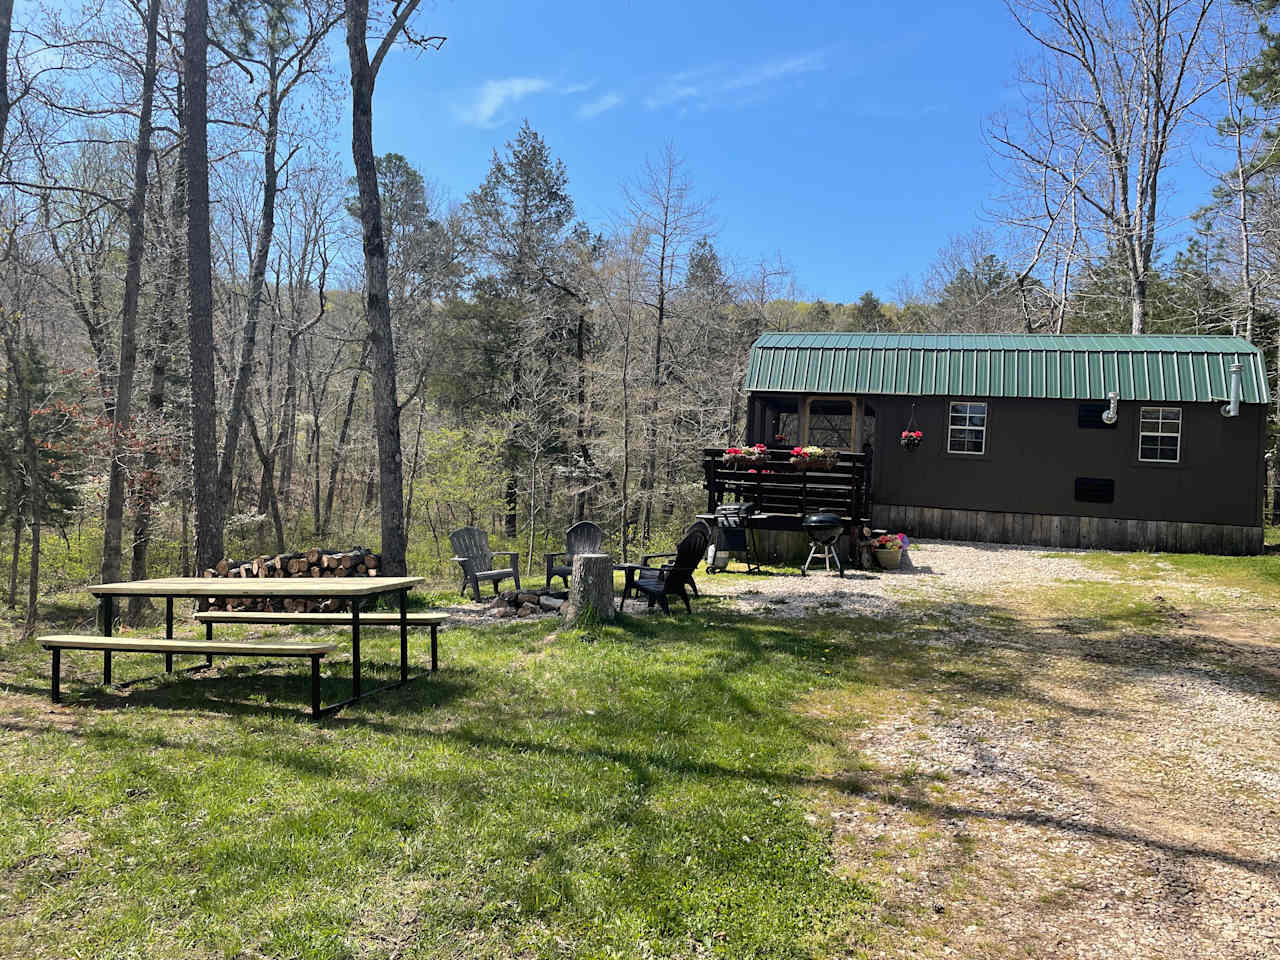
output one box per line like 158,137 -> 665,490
873,532 -> 908,569
900,429 -> 923,449
722,443 -> 767,469
789,445 -> 838,470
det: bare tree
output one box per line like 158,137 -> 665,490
101,0 -> 161,585
989,0 -> 1216,333
343,0 -> 442,576
623,145 -> 711,544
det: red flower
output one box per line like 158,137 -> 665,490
791,446 -> 805,456
752,443 -> 767,451
725,447 -> 742,455
913,431 -> 922,438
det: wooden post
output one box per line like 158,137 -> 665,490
563,553 -> 615,624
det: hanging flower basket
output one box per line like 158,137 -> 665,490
900,401 -> 923,450
789,445 -> 838,470
722,443 -> 767,469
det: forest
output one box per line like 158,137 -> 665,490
2,0 -> 1280,625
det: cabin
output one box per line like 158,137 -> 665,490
740,332 -> 1269,555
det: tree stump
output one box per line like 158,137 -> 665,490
562,553 -> 615,624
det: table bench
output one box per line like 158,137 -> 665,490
193,610 -> 445,672
39,635 -> 337,719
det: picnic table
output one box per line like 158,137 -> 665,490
85,575 -> 425,716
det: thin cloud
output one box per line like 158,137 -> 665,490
578,91 -> 624,119
644,52 -> 826,110
456,77 -> 550,127
722,52 -> 825,91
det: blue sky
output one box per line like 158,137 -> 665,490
366,1 -> 1210,304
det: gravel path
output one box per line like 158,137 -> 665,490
708,540 -> 1120,619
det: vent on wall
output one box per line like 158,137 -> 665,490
1074,477 -> 1115,503
1079,402 -> 1118,429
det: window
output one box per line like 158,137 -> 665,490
807,398 -> 854,449
948,401 -> 987,454
1139,407 -> 1181,462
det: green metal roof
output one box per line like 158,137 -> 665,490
745,333 -> 1271,404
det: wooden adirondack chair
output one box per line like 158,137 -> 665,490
450,527 -> 521,601
544,520 -> 605,589
620,522 -> 710,614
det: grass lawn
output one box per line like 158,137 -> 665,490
0,596 -> 900,960
3,544 -> 1278,959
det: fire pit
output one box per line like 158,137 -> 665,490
801,513 -> 845,577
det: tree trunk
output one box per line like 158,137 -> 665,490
217,65 -> 282,516
563,553 -> 615,624
0,0 -> 13,148
321,342 -> 367,537
344,0 -> 408,576
183,0 -> 223,572
101,0 -> 161,586
7,510 -> 19,608
128,128 -> 186,621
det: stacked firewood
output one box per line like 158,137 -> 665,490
201,547 -> 381,613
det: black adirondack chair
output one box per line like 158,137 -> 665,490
450,526 -> 521,601
544,520 -> 605,589
640,519 -> 711,597
622,523 -> 710,614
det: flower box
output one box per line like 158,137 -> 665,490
788,445 -> 838,471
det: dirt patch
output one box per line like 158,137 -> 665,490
811,565 -> 1280,959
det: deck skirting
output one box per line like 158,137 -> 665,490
874,504 -> 1263,555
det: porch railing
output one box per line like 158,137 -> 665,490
701,447 -> 873,522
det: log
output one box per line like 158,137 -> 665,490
562,553 -> 615,624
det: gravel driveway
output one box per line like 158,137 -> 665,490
748,539 -> 1280,960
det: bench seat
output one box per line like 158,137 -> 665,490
193,609 -> 443,674
40,634 -> 337,718
39,634 -> 336,656
193,611 -> 446,626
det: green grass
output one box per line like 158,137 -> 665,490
0,601 -> 890,960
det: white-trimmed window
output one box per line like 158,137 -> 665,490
948,401 -> 987,454
1139,407 -> 1181,463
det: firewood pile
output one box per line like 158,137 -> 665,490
200,546 -> 381,612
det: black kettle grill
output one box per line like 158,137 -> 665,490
802,513 -> 845,577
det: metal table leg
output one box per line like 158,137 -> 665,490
399,589 -> 408,684
101,595 -> 113,684
351,597 -> 361,699
165,597 -> 174,672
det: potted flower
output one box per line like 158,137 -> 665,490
873,532 -> 908,570
789,445 -> 838,470
722,443 -> 767,469
900,429 -> 923,449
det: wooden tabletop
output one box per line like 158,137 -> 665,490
88,576 -> 424,598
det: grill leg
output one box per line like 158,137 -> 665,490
51,648 -> 60,703
802,543 -> 819,576
430,625 -> 438,672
